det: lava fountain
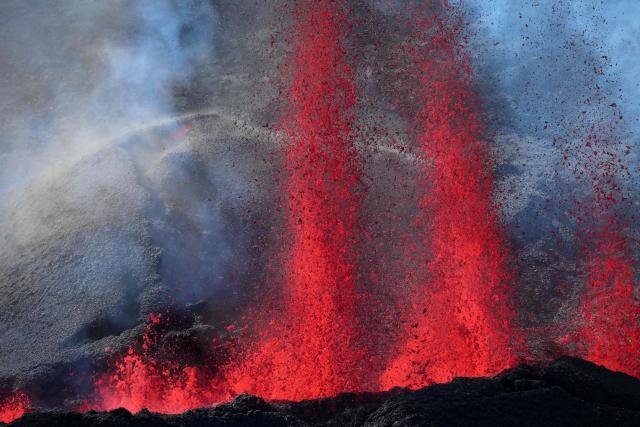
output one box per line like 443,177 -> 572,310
381,9 -> 520,389
578,221 -> 640,377
85,0 -> 367,409
573,124 -> 640,377
80,0 -> 640,415
88,313 -> 224,413
222,0 -> 368,400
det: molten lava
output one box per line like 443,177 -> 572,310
0,391 -> 29,424
381,12 -> 520,389
572,126 -> 640,376
88,0 -> 367,410
81,1 -> 640,419
578,223 -> 640,377
222,0 -> 368,400
89,314 -> 226,413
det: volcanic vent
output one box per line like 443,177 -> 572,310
1,0 -> 640,425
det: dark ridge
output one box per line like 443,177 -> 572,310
5,357 -> 640,426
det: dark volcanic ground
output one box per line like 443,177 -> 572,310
5,358 -> 640,426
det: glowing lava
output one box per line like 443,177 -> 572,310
380,11 -> 520,389
88,0 -> 367,409
83,1 -> 640,416
89,314 -> 225,413
572,125 -> 640,376
0,391 -> 29,424
222,0 -> 368,400
577,223 -> 640,376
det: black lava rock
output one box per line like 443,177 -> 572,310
5,357 -> 640,426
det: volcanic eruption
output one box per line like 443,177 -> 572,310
2,0 -> 640,425
0,392 -> 28,425
380,7 -> 520,389
220,0 -> 370,400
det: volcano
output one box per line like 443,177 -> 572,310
1,0 -> 640,426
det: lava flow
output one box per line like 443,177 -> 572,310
381,11 -> 520,389
222,0 -> 369,400
0,391 -> 29,424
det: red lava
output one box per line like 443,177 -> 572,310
381,9 -> 520,389
87,314 -> 226,413
0,391 -> 29,424
221,0 -> 368,400
82,1 -> 638,417
572,126 -> 640,376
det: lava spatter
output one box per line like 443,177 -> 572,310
571,125 -> 640,377
221,0 -> 368,400
87,313 -> 227,413
577,222 -> 640,377
381,9 -> 520,389
0,391 -> 29,424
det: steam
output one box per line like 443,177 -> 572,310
465,0 -> 640,213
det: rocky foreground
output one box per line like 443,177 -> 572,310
4,357 -> 640,426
